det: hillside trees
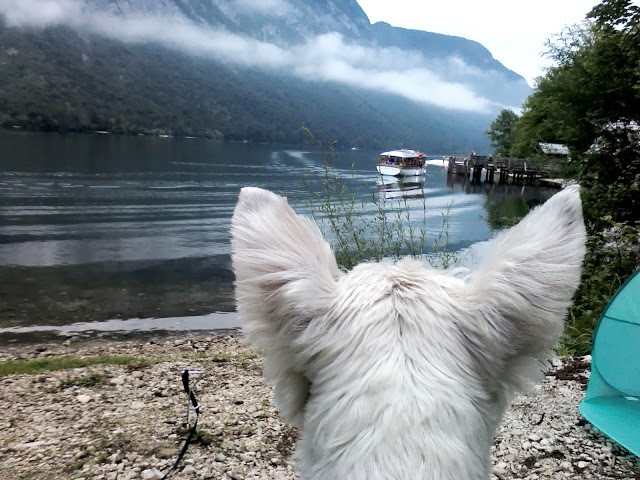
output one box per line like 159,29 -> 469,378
0,24 -> 494,152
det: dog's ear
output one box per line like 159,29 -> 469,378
462,185 -> 586,388
231,187 -> 341,426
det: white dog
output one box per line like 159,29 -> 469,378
231,185 -> 586,480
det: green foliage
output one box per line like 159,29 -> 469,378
174,425 -> 215,445
486,109 -> 518,156
565,1 -> 640,354
302,128 -> 456,271
59,373 -> 106,389
0,355 -> 155,376
428,202 -> 459,269
510,66 -> 589,158
562,217 -> 639,355
192,428 -> 215,446
67,460 -> 85,471
486,0 -> 639,355
93,452 -> 109,465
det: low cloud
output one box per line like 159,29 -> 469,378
0,0 -> 501,113
0,0 -> 83,27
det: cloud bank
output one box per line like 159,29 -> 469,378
0,0 -> 501,113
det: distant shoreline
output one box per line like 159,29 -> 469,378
0,312 -> 241,346
0,129 -> 456,155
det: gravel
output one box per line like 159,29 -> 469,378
1,334 -> 638,479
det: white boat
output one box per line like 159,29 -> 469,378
377,149 -> 426,177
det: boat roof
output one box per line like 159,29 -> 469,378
380,149 -> 424,158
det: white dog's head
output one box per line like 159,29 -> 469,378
231,185 -> 586,480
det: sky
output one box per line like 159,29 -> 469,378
357,0 -> 602,86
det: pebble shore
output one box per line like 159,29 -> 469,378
1,333 -> 639,480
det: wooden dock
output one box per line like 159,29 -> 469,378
446,154 -> 565,185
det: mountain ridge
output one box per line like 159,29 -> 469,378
84,0 -> 527,93
0,0 -> 531,152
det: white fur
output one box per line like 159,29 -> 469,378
231,185 -> 586,480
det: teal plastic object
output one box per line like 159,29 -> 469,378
579,269 -> 640,457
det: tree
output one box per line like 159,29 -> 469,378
514,0 -> 639,225
488,0 -> 639,354
567,1 -> 640,355
485,109 -> 518,156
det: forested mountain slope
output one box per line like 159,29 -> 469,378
0,0 -> 531,152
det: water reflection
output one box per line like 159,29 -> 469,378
377,176 -> 427,200
446,171 -> 556,203
446,172 -> 558,229
0,132 -> 561,334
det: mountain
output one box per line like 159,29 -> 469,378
0,0 -> 531,152
88,0 -> 374,42
370,22 -> 530,107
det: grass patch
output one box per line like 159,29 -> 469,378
59,373 -> 107,389
193,428 -> 216,445
0,355 -> 156,377
301,129 -> 458,271
68,460 -> 85,471
210,353 -> 257,362
0,351 -> 257,377
93,452 -> 108,465
175,425 -> 217,446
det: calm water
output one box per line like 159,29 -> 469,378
0,131 -> 557,340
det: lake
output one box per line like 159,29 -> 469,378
0,131 -> 558,342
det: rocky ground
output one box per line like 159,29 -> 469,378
0,333 -> 639,480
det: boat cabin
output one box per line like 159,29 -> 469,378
379,149 -> 425,167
